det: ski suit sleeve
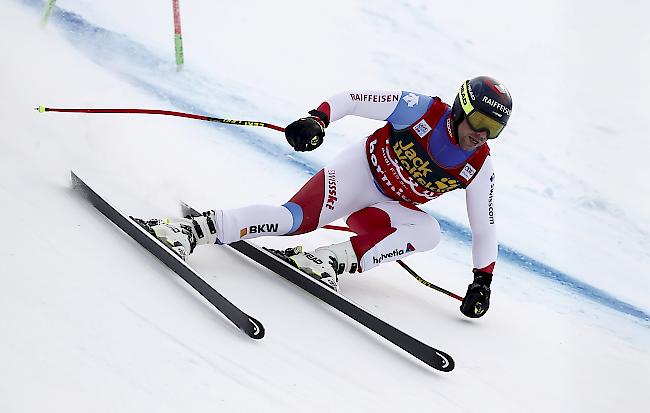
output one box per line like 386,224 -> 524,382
464,156 -> 497,273
314,90 -> 434,128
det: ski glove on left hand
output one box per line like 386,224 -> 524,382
460,269 -> 492,318
285,109 -> 329,152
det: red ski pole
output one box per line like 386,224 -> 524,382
35,105 -> 286,132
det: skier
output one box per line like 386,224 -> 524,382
139,76 -> 512,319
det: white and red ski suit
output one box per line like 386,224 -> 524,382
212,91 -> 497,274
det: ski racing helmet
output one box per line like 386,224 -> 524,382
451,76 -> 512,139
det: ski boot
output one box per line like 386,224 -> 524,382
132,210 -> 218,260
269,241 -> 358,292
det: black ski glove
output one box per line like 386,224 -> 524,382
460,269 -> 492,318
284,109 -> 329,152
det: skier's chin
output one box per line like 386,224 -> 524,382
459,138 -> 474,151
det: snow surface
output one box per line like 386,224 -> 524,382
1,1 -> 649,412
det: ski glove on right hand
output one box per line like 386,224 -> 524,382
285,109 -> 329,152
460,269 -> 492,318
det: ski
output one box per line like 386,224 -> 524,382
181,203 -> 453,371
71,172 -> 264,339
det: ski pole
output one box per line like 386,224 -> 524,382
35,105 -> 286,132
395,260 -> 463,301
322,225 -> 463,301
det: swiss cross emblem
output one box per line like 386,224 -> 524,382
413,119 -> 432,138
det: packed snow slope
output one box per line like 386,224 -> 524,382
1,1 -> 649,412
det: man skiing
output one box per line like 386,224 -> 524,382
139,76 -> 513,319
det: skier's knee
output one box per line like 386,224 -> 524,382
282,202 -> 318,235
413,216 -> 441,252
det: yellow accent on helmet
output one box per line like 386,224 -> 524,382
458,81 -> 474,115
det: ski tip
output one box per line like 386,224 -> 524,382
245,316 -> 265,339
70,171 -> 84,191
433,350 -> 455,372
180,201 -> 200,218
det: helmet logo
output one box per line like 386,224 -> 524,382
486,79 -> 511,98
459,81 -> 475,114
494,83 -> 510,97
467,82 -> 476,101
481,95 -> 511,116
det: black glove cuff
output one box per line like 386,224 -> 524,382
308,109 -> 330,128
472,269 -> 493,287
